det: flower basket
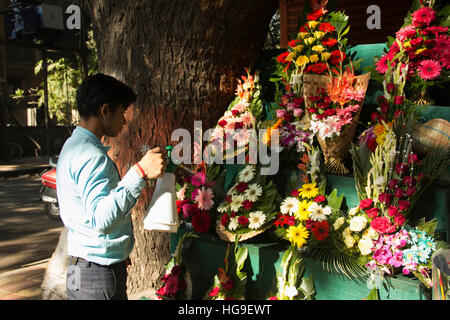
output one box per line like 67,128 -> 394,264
216,220 -> 272,242
303,72 -> 371,174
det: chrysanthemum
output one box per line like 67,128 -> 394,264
280,197 -> 300,216
229,194 -> 244,212
418,59 -> 442,80
245,184 -> 263,202
194,187 -> 214,210
286,224 -> 309,248
298,183 -> 319,199
295,200 -> 311,221
248,211 -> 266,230
238,165 -> 256,183
308,203 -> 331,222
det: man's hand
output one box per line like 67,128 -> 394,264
134,147 -> 165,180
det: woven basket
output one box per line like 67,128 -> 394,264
216,220 -> 271,242
303,73 -> 371,174
412,118 -> 450,156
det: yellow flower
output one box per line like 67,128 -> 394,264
295,200 -> 312,220
312,45 -> 324,53
415,48 -> 426,55
321,52 -> 331,61
298,32 -> 309,39
286,52 -> 296,62
294,45 -> 304,53
308,21 -> 319,29
287,224 -> 309,248
298,182 -> 319,199
403,41 -> 411,48
305,37 -> 316,45
374,123 -> 388,145
309,54 -> 319,63
314,31 -> 325,40
295,55 -> 309,66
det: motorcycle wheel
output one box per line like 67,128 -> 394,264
45,202 -> 61,220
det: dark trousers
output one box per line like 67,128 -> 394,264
66,256 -> 128,300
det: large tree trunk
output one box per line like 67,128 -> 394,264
87,0 -> 278,296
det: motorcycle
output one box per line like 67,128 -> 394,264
40,156 -> 60,220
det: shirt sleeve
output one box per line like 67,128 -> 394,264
75,154 -> 147,234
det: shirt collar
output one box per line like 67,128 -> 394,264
73,126 -> 111,152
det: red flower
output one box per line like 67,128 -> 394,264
277,51 -> 290,64
307,8 -> 325,21
405,186 -> 417,197
288,39 -> 302,48
231,109 -> 240,117
394,188 -> 404,199
370,216 -> 396,234
191,212 -> 211,233
273,213 -> 295,227
388,179 -> 399,190
171,265 -> 183,277
221,213 -> 230,226
386,83 -> 396,93
412,6 -> 436,27
222,279 -> 234,291
314,195 -> 326,203
242,200 -> 254,210
209,287 -> 220,297
319,22 -> 335,33
378,193 -> 392,205
322,38 -> 338,47
305,62 -> 328,74
359,198 -> 373,210
234,122 -> 244,130
311,221 -> 330,241
324,108 -> 336,116
304,219 -> 315,229
408,153 -> 419,164
395,163 -> 408,175
238,215 -> 249,226
235,182 -> 249,193
394,96 -> 404,105
388,205 -> 398,217
398,200 -> 410,212
330,50 -> 346,64
403,176 -> 416,187
394,213 -> 406,226
366,207 -> 379,219
290,189 -> 299,197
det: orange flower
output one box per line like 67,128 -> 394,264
264,119 -> 283,145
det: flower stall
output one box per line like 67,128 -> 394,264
162,0 -> 450,301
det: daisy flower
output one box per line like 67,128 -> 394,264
298,183 -> 319,199
295,200 -> 311,221
228,217 -> 239,231
280,197 -> 300,216
229,194 -> 244,212
234,129 -> 250,147
286,224 -> 309,248
418,59 -> 442,80
245,184 -> 263,202
308,203 -> 331,222
238,165 -> 256,183
217,201 -> 229,213
248,211 -> 266,230
194,187 -> 214,210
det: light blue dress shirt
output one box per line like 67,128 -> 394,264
56,126 -> 146,265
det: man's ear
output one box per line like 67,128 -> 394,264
99,103 -> 109,118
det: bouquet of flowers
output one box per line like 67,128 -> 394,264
207,241 -> 248,300
215,164 -> 279,242
207,69 -> 263,162
374,1 -> 450,104
176,163 -> 220,233
156,232 -> 198,300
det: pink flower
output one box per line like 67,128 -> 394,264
418,59 -> 442,80
373,245 -> 392,264
412,7 -> 436,27
194,187 -> 214,210
359,198 -> 374,210
191,171 -> 206,187
209,287 -> 220,297
388,250 -> 404,268
276,109 -> 287,119
240,111 -> 254,127
376,55 -> 391,74
396,25 -> 416,41
371,216 -> 396,234
294,108 -> 303,118
366,207 -> 379,219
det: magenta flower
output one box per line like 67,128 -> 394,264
412,6 -> 436,27
388,250 -> 404,268
418,59 -> 442,80
191,171 -> 206,187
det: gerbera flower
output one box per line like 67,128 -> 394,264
322,38 -> 338,47
298,182 -> 319,199
229,194 -> 244,212
238,165 -> 256,183
217,201 -> 229,213
191,211 -> 211,233
191,171 -> 206,187
311,220 -> 330,241
228,217 -> 239,231
194,187 -> 214,210
240,111 -> 254,127
412,7 -> 436,27
245,184 -> 263,202
296,200 -> 312,221
395,25 -> 416,41
273,213 -> 296,227
280,197 -> 300,216
319,22 -> 335,33
308,203 -> 331,222
418,59 -> 442,80
375,55 -> 391,74
277,51 -> 290,64
248,211 -> 266,230
286,224 -> 309,248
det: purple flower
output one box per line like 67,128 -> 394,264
373,245 -> 392,264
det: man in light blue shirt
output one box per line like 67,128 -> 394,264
57,74 -> 165,300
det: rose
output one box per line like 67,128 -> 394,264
235,182 -> 249,193
314,195 -> 326,203
405,186 -> 417,197
378,193 -> 392,205
394,188 -> 404,199
221,213 -> 230,226
242,200 -> 254,210
408,153 -> 418,164
380,102 -> 389,114
403,176 -> 416,187
396,163 -> 408,175
359,198 -> 374,210
290,190 -> 299,197
371,216 -> 396,234
398,200 -> 410,212
222,279 -> 234,291
386,83 -> 396,93
366,207 -> 379,219
394,213 -> 406,226
238,216 -> 249,226
294,108 -> 303,117
388,179 -> 399,189
394,96 -> 404,105
388,205 -> 399,217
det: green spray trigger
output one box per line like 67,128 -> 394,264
165,145 -> 175,173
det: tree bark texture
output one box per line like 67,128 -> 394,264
87,0 -> 278,295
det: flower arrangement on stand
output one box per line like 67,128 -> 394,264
156,232 -> 199,300
374,1 -> 450,105
176,163 -> 221,233
215,164 -> 280,242
206,240 -> 248,300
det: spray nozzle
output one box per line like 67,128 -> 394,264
165,145 -> 176,173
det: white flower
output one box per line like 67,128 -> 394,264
349,215 -> 368,232
342,227 -> 351,238
238,165 -> 256,183
358,238 -> 374,256
344,234 -> 355,248
363,227 -> 379,240
333,217 -> 345,230
280,197 -> 299,216
348,206 -> 359,216
228,217 -> 239,231
229,194 -> 244,212
308,203 -> 331,222
284,285 -> 299,299
248,211 -> 266,230
245,184 -> 263,202
217,201 -> 229,213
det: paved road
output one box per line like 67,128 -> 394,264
0,174 -> 64,274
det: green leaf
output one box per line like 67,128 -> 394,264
366,288 -> 379,300
416,219 -> 438,237
299,275 -> 315,300
327,189 -> 344,212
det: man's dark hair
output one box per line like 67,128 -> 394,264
76,73 -> 137,119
